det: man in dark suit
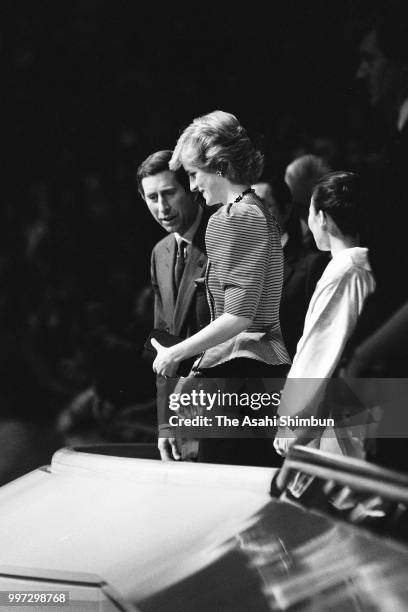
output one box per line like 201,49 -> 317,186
137,150 -> 211,459
345,6 -> 408,472
352,6 -> 408,341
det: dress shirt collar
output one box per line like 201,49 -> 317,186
174,206 -> 203,246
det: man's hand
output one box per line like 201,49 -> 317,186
158,436 -> 181,461
151,338 -> 180,377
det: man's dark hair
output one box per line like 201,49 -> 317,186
358,4 -> 408,65
312,171 -> 362,237
137,150 -> 190,197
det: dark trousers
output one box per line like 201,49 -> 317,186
195,358 -> 289,467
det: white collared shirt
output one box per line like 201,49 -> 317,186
278,247 -> 375,419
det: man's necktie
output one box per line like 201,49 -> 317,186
174,240 -> 187,291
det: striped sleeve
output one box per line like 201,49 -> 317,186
209,203 -> 268,319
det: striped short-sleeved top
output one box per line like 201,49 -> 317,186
196,190 -> 291,369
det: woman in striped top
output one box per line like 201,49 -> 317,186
152,111 -> 290,464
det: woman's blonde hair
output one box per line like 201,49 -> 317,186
169,110 -> 264,184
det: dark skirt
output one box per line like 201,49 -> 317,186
195,358 -> 289,467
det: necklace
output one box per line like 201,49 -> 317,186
231,187 -> 254,204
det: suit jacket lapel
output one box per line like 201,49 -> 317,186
159,237 -> 177,322
173,210 -> 209,336
173,244 -> 206,336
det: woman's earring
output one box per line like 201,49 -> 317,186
217,170 -> 223,176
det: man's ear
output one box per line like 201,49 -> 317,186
325,213 -> 340,237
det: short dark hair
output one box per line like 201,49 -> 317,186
358,4 -> 408,65
312,171 -> 361,237
376,9 -> 408,65
137,150 -> 189,197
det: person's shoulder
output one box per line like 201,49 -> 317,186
335,247 -> 371,275
225,196 -> 266,224
238,192 -> 265,215
152,233 -> 174,256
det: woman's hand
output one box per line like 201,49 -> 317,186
151,338 -> 181,377
273,426 -> 296,457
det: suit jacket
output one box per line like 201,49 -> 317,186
347,123 -> 408,357
151,208 -> 211,436
150,207 -> 211,339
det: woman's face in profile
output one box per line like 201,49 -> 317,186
184,162 -> 226,206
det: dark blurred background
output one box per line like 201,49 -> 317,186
0,0 -> 384,480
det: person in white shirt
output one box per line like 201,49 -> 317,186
274,171 -> 375,458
